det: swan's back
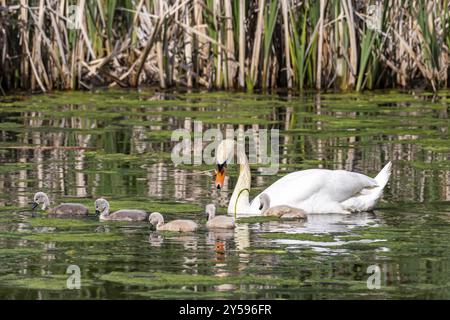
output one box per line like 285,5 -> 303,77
159,219 -> 198,232
50,203 -> 89,216
206,215 -> 235,229
250,169 -> 378,212
105,209 -> 149,221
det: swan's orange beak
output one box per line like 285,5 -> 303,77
215,166 -> 226,190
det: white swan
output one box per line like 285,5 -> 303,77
214,139 -> 392,215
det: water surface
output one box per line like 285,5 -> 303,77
0,90 -> 449,299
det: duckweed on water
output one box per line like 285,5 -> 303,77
237,216 -> 279,224
260,232 -> 335,242
23,232 -> 125,243
0,248 -> 43,256
130,289 -> 234,299
28,218 -> 99,229
99,271 -> 302,288
58,198 -> 202,215
245,248 -> 287,255
0,274 -> 93,291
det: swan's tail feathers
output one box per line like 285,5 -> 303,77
374,161 -> 392,189
341,162 -> 392,212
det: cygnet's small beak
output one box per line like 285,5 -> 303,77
95,210 -> 100,216
31,202 -> 39,210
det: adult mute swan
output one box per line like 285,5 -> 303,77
214,139 -> 392,215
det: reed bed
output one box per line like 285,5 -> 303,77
0,0 -> 449,93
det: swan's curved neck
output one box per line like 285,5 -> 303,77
42,195 -> 50,210
101,203 -> 110,218
228,146 -> 252,215
156,216 -> 165,229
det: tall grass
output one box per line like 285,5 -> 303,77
0,0 -> 449,93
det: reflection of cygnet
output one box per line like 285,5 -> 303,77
259,194 -> 307,220
205,204 -> 235,229
95,225 -> 111,233
32,192 -> 88,215
148,232 -> 164,247
149,212 -> 198,232
207,229 -> 235,243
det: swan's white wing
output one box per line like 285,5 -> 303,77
249,169 -> 378,212
250,169 -> 328,211
326,170 -> 378,201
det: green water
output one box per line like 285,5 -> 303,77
0,90 -> 449,299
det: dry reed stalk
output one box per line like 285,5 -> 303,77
341,0 -> 357,88
155,0 -> 166,88
224,0 -> 235,89
193,0 -> 206,81
281,0 -> 292,89
249,0 -> 265,86
184,5 -> 193,87
238,0 -> 245,88
316,0 -> 326,89
19,0 -> 30,88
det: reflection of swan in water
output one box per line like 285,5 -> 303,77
263,212 -> 379,234
234,224 -> 251,251
259,212 -> 381,254
259,212 -> 383,253
302,212 -> 379,233
206,230 -> 233,280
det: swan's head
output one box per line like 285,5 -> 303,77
205,204 -> 216,220
259,193 -> 270,215
32,192 -> 50,210
94,198 -> 110,217
149,212 -> 164,228
215,139 -> 235,189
